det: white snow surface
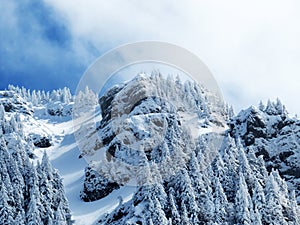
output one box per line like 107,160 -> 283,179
22,107 -> 136,225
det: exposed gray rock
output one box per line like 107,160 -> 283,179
0,91 -> 33,115
33,136 -> 51,148
80,167 -> 120,202
230,105 -> 300,201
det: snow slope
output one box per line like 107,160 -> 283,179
22,108 -> 136,225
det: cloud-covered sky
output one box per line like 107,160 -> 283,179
1,0 -> 300,115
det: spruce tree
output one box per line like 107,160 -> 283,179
180,202 -> 191,225
167,189 -> 181,225
0,104 -> 5,120
26,195 -> 42,225
263,173 -> 288,225
14,211 -> 26,225
190,151 -> 215,223
252,177 -> 266,213
171,169 -> 199,217
53,202 -> 68,225
258,101 -> 265,111
235,173 -> 251,225
41,151 -> 53,181
213,177 -> 228,224
152,197 -> 168,225
251,206 -> 263,225
52,170 -> 72,224
0,182 -> 14,224
288,191 -> 300,224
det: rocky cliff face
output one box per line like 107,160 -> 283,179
230,102 -> 300,203
80,74 -> 229,202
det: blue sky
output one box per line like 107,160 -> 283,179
0,0 -> 98,91
1,0 -> 300,115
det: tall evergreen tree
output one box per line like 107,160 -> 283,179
180,202 -> 191,225
0,104 -> 5,120
237,140 -> 254,189
52,170 -> 72,224
167,189 -> 181,225
235,173 -> 251,225
26,195 -> 42,225
0,182 -> 14,224
188,161 -> 214,223
252,177 -> 266,213
288,191 -> 300,224
152,197 -> 168,225
14,211 -> 26,225
53,202 -> 68,225
251,206 -> 263,225
263,173 -> 288,225
170,169 -> 199,217
213,177 -> 228,224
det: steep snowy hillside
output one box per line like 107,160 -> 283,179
0,88 -> 72,225
1,86 -> 139,225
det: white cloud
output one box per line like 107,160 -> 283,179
46,0 -> 300,115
